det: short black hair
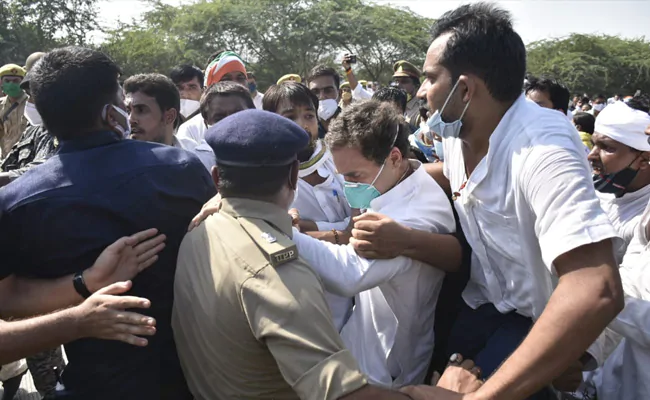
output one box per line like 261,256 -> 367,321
372,87 -> 408,114
524,75 -> 570,113
430,2 -> 526,103
306,65 -> 341,90
262,82 -> 319,113
326,100 -> 410,165
573,112 -> 595,134
594,94 -> 606,101
30,46 -> 121,139
626,94 -> 650,113
169,64 -> 204,88
200,81 -> 255,120
123,73 -> 181,128
216,163 -> 293,197
581,97 -> 591,105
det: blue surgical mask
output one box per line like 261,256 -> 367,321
344,127 -> 399,209
248,82 -> 257,93
427,79 -> 471,139
433,140 -> 444,161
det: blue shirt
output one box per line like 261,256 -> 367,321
0,131 -> 216,399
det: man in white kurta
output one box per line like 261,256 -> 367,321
587,100 -> 650,262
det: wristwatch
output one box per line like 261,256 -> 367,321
73,271 -> 93,299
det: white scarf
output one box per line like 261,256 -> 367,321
299,140 -> 332,178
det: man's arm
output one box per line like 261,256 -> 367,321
0,229 -> 165,318
0,281 -> 156,365
342,56 -> 372,101
292,230 -> 413,297
424,162 -> 451,196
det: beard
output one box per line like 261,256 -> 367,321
297,138 -> 318,163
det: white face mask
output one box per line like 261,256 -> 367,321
180,99 -> 200,118
24,102 -> 42,126
593,103 -> 605,112
102,104 -> 131,138
318,99 -> 338,121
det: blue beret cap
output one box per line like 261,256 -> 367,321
206,109 -> 310,167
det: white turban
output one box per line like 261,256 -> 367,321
595,101 -> 650,151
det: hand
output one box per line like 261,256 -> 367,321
342,53 -> 353,70
289,208 -> 301,229
83,228 -> 166,293
552,359 -> 584,392
72,281 -> 156,346
188,193 -> 222,231
644,124 -> 650,136
438,355 -> 483,394
350,212 -> 409,259
400,385 -> 468,400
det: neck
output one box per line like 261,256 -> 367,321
461,99 -> 514,171
625,172 -> 650,194
8,94 -> 22,103
162,127 -> 175,146
389,159 -> 412,190
251,91 -> 257,97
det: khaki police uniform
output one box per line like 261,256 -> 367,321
173,197 -> 367,399
393,60 -> 422,127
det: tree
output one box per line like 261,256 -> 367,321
0,0 -> 99,65
98,0 -> 434,90
527,34 -> 650,96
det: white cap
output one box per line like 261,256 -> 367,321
595,101 -> 650,151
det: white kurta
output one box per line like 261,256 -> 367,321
596,184 -> 650,263
292,161 -> 455,387
252,91 -> 264,110
444,94 -> 619,321
177,114 -> 207,151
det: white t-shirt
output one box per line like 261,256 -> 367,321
293,161 -> 455,387
253,91 -> 264,110
444,94 -> 620,320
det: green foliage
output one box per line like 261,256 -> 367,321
99,0 -> 434,90
0,0 -> 98,65
526,34 -> 650,96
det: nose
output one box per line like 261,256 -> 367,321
587,147 -> 599,163
417,81 -> 429,100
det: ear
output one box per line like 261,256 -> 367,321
211,165 -> 220,189
575,124 -> 582,131
457,75 -> 474,103
639,152 -> 650,170
389,145 -> 403,168
289,160 -> 299,190
105,105 -> 125,129
164,108 -> 178,126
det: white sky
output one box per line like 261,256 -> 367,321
97,0 -> 650,44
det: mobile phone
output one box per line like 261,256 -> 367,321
348,55 -> 357,64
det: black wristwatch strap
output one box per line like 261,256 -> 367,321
73,271 -> 93,299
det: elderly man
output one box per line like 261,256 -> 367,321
0,64 -> 28,158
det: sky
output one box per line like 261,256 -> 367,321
97,0 -> 650,44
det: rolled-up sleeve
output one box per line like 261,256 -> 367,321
240,260 -> 367,400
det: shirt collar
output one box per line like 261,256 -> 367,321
57,130 -> 123,154
370,160 -> 421,211
220,197 -> 293,237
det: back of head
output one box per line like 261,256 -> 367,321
525,75 -> 570,113
625,94 -> 650,113
573,112 -> 595,134
306,65 -> 341,90
30,46 -> 121,139
430,2 -> 526,103
326,100 -> 410,164
124,73 -> 181,126
372,87 -> 408,114
169,64 -> 204,88
200,81 -> 255,120
262,82 -> 319,113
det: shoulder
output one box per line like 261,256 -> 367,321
238,217 -> 299,268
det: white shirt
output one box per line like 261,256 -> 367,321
190,139 -> 217,172
292,161 -> 456,387
597,184 -> 650,263
252,91 -> 264,110
580,200 -> 650,400
352,83 -> 372,100
291,159 -> 353,332
444,94 -> 619,320
177,113 -> 207,151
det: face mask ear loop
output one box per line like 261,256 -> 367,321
439,78 -> 462,114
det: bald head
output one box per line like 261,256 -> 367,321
25,52 -> 46,72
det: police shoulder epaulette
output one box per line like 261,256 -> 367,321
238,217 -> 298,267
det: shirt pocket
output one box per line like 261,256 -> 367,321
474,208 -> 523,263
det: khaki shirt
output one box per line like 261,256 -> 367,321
172,197 -> 367,400
405,95 -> 421,127
0,94 -> 28,159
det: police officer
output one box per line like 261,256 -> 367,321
172,109 -> 449,399
393,60 -> 422,127
0,64 -> 28,159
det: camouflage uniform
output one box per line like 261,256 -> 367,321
0,124 -> 58,180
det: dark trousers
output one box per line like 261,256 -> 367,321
447,302 -> 555,400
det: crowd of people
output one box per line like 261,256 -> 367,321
0,2 -> 648,400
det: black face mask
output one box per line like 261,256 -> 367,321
593,155 -> 641,196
